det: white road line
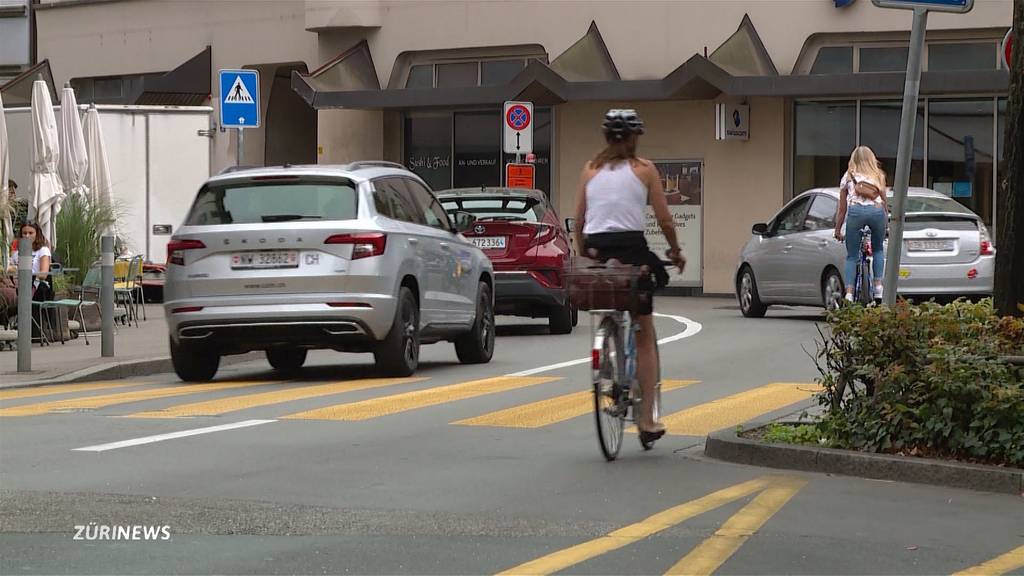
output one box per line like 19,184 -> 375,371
72,419 -> 277,452
508,312 -> 702,377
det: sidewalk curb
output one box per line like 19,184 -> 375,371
705,425 -> 1024,495
2,353 -> 264,389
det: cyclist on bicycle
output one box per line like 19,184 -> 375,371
833,146 -> 889,303
572,108 -> 686,437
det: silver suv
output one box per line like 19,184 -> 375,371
164,162 -> 495,382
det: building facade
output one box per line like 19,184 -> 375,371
16,0 -> 1013,293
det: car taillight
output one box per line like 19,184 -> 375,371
325,233 -> 387,259
592,349 -> 601,370
979,223 -> 995,255
167,239 -> 205,266
530,223 -> 556,247
171,306 -> 204,313
967,268 -> 979,280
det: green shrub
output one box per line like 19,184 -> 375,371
761,423 -> 824,446
53,195 -> 122,284
813,299 -> 1024,467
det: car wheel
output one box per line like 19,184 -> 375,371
455,282 -> 495,364
738,267 -> 768,318
822,269 -> 844,313
571,303 -> 579,327
374,286 -> 419,376
266,347 -> 307,372
169,336 -> 219,382
549,301 -> 573,334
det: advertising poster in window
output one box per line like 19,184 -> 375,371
645,160 -> 702,287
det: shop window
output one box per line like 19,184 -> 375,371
436,62 -> 478,88
405,64 -> 433,89
810,47 -> 853,75
404,112 -> 452,191
481,59 -> 525,85
454,111 -> 502,188
927,99 -> 995,226
928,42 -> 996,71
860,100 -> 924,188
859,46 -> 908,73
794,101 -> 856,193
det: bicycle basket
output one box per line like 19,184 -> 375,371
565,258 -> 640,312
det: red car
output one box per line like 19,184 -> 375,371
437,187 -> 577,334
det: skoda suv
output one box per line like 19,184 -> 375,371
164,162 -> 495,381
436,187 -> 576,334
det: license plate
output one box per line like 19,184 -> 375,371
472,237 -> 506,250
907,239 -> 954,252
231,250 -> 299,269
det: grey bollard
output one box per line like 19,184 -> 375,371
17,239 -> 32,371
101,236 -> 115,357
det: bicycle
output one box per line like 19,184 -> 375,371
566,259 -> 665,461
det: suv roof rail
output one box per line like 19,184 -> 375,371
345,161 -> 408,171
218,165 -> 262,175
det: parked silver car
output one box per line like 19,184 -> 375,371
735,187 -> 995,317
164,162 -> 495,381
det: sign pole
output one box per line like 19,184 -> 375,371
881,7 -> 928,307
237,127 -> 244,166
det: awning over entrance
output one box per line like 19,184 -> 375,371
292,16 -> 1010,111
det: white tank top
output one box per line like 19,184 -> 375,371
583,161 -> 648,235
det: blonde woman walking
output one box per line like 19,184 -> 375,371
833,146 -> 889,303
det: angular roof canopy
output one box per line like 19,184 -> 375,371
135,46 -> 212,106
1,60 -> 59,108
292,17 -> 1009,110
709,14 -> 778,77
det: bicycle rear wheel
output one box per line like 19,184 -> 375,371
858,260 -> 872,304
593,316 -> 626,461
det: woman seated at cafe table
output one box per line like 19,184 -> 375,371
6,222 -> 53,302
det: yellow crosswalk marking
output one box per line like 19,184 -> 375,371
953,545 -> 1024,576
664,476 -> 807,575
455,380 -> 698,429
498,476 -> 807,575
283,376 -> 559,421
660,383 -> 821,436
0,381 -> 137,401
0,381 -> 280,417
125,378 -> 426,418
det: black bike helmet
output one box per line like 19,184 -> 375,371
602,109 -> 645,141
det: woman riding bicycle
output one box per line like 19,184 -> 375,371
572,109 -> 686,437
834,146 -> 889,303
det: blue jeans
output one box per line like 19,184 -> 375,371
844,204 -> 886,288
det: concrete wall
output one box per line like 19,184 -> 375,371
556,98 -> 786,294
356,0 -> 1012,84
34,0 -> 318,173
317,109 -> 384,165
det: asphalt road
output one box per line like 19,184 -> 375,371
1,297 -> 1021,575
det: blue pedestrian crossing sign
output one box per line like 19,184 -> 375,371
219,69 -> 260,129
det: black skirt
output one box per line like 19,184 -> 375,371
583,231 -> 668,316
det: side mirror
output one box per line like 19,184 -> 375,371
564,217 -> 575,234
752,223 -> 770,236
453,210 -> 477,233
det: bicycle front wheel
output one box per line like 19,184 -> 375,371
593,316 -> 626,461
639,344 -> 663,451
